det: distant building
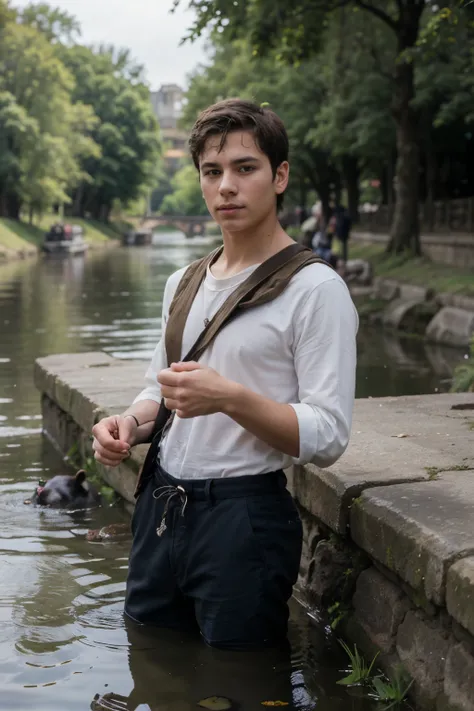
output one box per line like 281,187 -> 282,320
150,84 -> 188,170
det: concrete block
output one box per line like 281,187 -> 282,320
398,283 -> 433,302
437,292 -> 474,313
305,538 -> 358,605
397,611 -> 451,700
352,567 -> 411,653
350,472 -> 474,605
373,277 -> 400,301
382,298 -> 438,333
426,307 -> 474,348
293,393 -> 473,535
443,643 -> 474,711
447,558 -> 474,638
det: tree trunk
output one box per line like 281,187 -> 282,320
425,140 -> 436,232
341,154 -> 360,223
71,182 -> 85,217
387,3 -> 424,255
6,192 -> 21,220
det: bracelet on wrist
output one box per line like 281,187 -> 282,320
124,414 -> 140,428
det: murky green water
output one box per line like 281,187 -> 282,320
0,233 -> 467,710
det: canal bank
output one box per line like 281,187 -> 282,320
0,217 -> 122,261
34,351 -> 474,711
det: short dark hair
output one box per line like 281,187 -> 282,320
189,98 -> 289,211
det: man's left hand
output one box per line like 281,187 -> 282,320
157,361 -> 236,418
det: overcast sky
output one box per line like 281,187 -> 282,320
13,0 -> 208,89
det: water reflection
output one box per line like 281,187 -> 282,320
0,233 -> 462,709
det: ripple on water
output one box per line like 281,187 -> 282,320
0,427 -> 42,438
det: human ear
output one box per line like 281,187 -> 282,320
274,161 -> 289,195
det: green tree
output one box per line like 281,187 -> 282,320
177,0 -> 470,254
161,163 -> 208,216
19,2 -> 81,44
61,45 -> 162,221
182,38 -> 340,216
0,21 -> 98,218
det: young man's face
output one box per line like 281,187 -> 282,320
199,130 -> 288,232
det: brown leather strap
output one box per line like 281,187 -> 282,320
165,247 -> 221,366
165,242 -> 326,366
133,242 -> 329,497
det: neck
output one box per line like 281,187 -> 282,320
216,212 -> 293,276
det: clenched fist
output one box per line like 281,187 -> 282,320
92,415 -> 137,467
158,361 -> 237,419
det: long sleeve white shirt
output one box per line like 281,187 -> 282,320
133,260 -> 358,479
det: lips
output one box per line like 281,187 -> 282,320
217,205 -> 244,211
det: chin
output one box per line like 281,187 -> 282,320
215,213 -> 264,234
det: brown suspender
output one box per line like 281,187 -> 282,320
134,242 -> 328,497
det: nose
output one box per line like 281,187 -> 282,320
218,170 -> 237,197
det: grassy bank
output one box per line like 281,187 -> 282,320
0,216 -> 124,256
0,218 -> 43,252
346,242 -> 474,298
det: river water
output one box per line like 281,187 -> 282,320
0,233 -> 467,711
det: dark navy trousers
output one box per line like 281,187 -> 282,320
125,464 -> 303,650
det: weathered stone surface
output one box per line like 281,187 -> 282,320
305,538 -> 361,606
352,567 -> 411,653
447,558 -> 474,638
382,298 -> 423,329
382,298 -> 439,333
399,283 -> 433,302
438,292 -> 474,313
426,307 -> 474,348
351,472 -> 474,605
443,643 -> 474,711
292,392 -> 474,533
373,277 -> 400,301
397,611 -> 451,701
297,505 -> 323,586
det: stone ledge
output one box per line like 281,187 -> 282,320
443,643 -> 474,711
447,557 -> 474,639
34,351 -> 474,710
292,393 -> 474,534
350,472 -> 474,606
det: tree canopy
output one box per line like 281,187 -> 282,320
0,1 -> 161,223
177,0 -> 474,253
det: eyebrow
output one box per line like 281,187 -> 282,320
200,156 -> 260,170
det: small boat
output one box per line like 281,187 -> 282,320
122,228 -> 153,246
42,223 -> 89,255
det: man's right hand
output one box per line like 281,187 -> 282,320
92,415 -> 137,467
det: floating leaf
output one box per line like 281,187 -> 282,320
198,697 -> 232,710
261,703 -> 289,707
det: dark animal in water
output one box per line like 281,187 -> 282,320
25,470 -> 101,509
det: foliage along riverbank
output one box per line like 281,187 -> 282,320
347,242 -> 474,299
0,217 -> 123,260
0,2 -> 161,225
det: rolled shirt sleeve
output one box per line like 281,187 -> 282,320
289,277 -> 358,468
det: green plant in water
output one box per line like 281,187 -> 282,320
327,602 -> 348,630
451,336 -> 474,393
370,666 -> 413,708
337,640 -> 379,686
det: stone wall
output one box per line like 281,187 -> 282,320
358,277 -> 474,349
34,353 -> 474,711
353,231 -> 474,270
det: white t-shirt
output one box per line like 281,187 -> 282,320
133,259 -> 358,479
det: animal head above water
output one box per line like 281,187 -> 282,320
26,470 -> 101,509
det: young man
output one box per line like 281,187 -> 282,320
92,99 -> 358,650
